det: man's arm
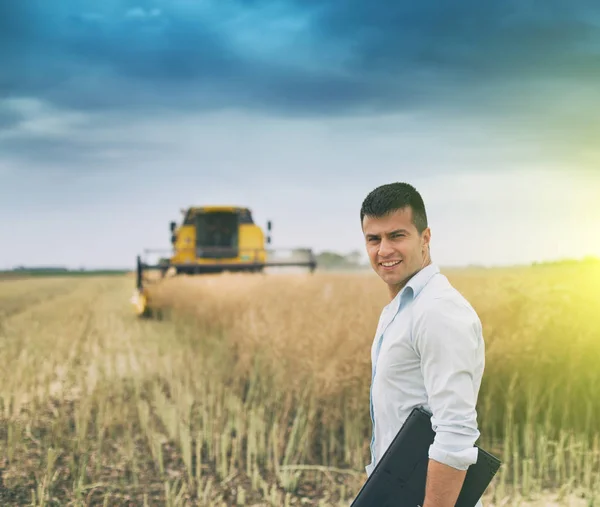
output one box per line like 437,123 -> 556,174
413,297 -> 485,507
422,459 -> 467,507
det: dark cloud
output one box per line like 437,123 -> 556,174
309,0 -> 599,75
2,0 -> 598,117
0,134 -> 172,169
0,106 -> 23,130
1,0 -> 599,173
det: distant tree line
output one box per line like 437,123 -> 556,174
314,250 -> 368,271
12,266 -> 69,272
2,266 -> 128,277
531,256 -> 599,267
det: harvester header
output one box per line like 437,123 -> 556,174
132,205 -> 317,316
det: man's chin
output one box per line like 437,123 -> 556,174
379,266 -> 415,286
379,270 -> 404,284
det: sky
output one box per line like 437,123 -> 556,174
1,0 -> 599,269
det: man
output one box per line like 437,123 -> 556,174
361,182 -> 485,507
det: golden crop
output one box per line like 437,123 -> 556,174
0,262 -> 599,506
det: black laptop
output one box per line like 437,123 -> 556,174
350,407 -> 502,507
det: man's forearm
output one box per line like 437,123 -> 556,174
422,458 -> 467,507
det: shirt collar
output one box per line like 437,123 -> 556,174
388,263 -> 440,313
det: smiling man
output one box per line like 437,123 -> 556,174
360,182 -> 486,507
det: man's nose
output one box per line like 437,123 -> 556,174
378,237 -> 394,257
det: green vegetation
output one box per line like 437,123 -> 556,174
0,267 -> 129,279
314,250 -> 367,271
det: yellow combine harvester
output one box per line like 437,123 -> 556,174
132,205 -> 317,317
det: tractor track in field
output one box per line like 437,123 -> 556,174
0,277 -> 91,319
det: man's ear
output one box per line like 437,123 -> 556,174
421,227 -> 431,250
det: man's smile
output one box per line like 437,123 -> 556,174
380,260 -> 402,268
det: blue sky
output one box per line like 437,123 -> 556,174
1,0 -> 599,269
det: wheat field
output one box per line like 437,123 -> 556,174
0,262 -> 599,506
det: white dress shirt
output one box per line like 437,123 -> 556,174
366,263 -> 485,503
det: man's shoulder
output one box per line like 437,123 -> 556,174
410,275 -> 484,352
412,273 -> 481,325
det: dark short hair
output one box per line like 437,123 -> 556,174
360,182 -> 428,233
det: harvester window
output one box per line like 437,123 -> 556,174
195,212 -> 239,258
183,211 -> 195,226
238,209 -> 253,224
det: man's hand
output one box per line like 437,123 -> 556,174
422,458 -> 467,507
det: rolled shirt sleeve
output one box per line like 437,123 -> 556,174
412,296 -> 484,470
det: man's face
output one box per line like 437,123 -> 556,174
362,207 -> 431,289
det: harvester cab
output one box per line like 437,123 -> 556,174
131,205 -> 317,317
